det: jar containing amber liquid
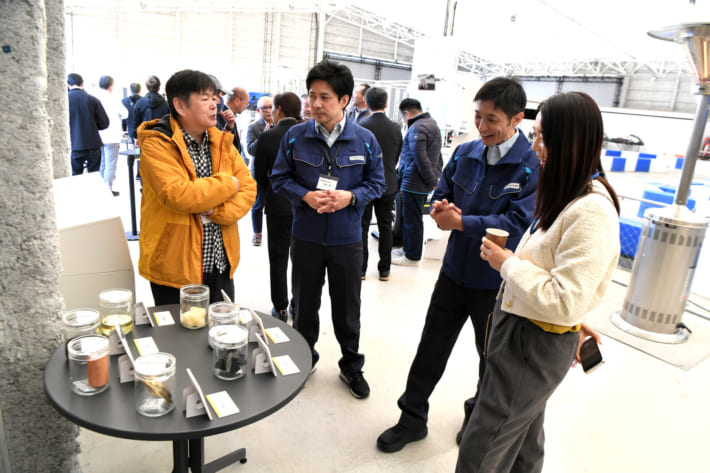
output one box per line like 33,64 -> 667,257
99,288 -> 134,335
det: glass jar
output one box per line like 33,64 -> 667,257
67,335 -> 110,396
180,284 -> 209,329
212,325 -> 248,380
98,288 -> 134,336
61,308 -> 100,340
134,352 -> 176,417
207,302 -> 240,348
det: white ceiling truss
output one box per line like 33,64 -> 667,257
64,0 -> 691,79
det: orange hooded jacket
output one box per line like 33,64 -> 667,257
137,115 -> 256,288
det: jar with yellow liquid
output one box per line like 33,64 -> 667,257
98,288 -> 134,335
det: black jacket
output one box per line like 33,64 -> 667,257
132,92 -> 170,139
360,112 -> 403,196
121,94 -> 141,136
399,112 -> 443,194
254,118 -> 299,216
68,88 -> 109,151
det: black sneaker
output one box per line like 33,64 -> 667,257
111,190 -> 120,197
378,270 -> 390,281
377,423 -> 428,453
339,370 -> 370,399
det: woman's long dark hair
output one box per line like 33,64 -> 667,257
534,92 -> 620,230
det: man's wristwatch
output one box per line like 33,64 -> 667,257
350,191 -> 357,207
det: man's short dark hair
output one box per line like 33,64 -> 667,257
399,98 -> 422,114
129,82 -> 141,94
473,77 -> 527,120
146,75 -> 161,93
99,75 -> 113,90
273,92 -> 302,120
306,60 -> 354,105
165,70 -> 216,119
67,73 -> 83,87
359,83 -> 371,93
365,87 -> 387,111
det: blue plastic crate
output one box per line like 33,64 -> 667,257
637,187 -> 695,218
638,153 -> 657,159
605,149 -> 622,157
619,216 -> 643,258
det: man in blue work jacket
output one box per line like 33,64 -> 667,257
271,60 -> 385,399
377,77 -> 540,451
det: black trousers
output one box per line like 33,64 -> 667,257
150,268 -> 234,306
361,193 -> 396,273
290,238 -> 364,373
71,148 -> 101,175
397,272 -> 498,427
266,214 -> 293,311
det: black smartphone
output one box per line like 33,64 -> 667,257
580,337 -> 604,374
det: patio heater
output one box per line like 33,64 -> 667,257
611,23 -> 710,343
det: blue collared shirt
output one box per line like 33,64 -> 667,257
315,114 -> 347,148
486,130 -> 519,165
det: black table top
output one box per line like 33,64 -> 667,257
44,306 -> 311,441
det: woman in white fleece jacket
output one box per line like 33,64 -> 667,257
456,92 -> 620,473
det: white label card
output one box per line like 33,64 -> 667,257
239,310 -> 253,324
133,337 -> 159,355
206,391 -> 240,418
108,330 -> 126,355
118,354 -> 135,383
316,174 -> 338,191
153,310 -> 175,326
134,302 -> 153,326
264,327 -> 289,344
272,355 -> 300,376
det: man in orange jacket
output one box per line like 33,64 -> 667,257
137,69 -> 256,305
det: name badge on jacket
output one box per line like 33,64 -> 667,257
504,183 -> 521,191
350,155 -> 365,163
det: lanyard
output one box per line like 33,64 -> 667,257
319,142 -> 343,176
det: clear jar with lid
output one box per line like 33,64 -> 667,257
61,308 -> 100,340
211,325 -> 248,380
180,284 -> 209,329
98,288 -> 134,336
67,335 -> 110,396
134,352 -> 176,417
207,302 -> 240,348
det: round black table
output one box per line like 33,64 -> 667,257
44,306 -> 311,473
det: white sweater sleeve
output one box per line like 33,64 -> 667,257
501,193 -> 619,326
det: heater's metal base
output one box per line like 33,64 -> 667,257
611,311 -> 689,344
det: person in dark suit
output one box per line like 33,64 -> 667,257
67,73 -> 109,175
359,87 -> 403,281
253,92 -> 301,321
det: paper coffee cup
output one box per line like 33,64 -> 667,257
485,228 -> 509,248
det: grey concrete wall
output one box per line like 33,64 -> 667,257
0,0 -> 80,472
47,0 -> 70,178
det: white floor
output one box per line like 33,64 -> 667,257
76,156 -> 710,473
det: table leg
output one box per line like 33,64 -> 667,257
172,439 -> 189,473
126,153 -> 139,241
187,436 -> 247,473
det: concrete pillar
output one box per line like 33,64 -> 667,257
0,0 -> 81,472
46,0 -> 70,178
